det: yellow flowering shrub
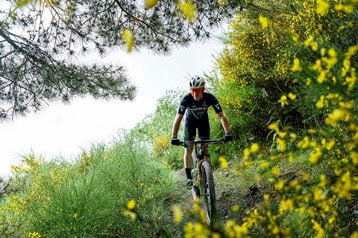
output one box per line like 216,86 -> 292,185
208,0 -> 357,237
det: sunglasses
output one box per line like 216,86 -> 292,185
190,88 -> 204,93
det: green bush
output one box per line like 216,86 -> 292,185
1,136 -> 178,237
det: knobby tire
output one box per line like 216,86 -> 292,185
201,160 -> 217,225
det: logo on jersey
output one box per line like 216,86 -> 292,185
188,101 -> 208,119
214,103 -> 222,112
179,105 -> 186,114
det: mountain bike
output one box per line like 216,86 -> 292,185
180,138 -> 225,225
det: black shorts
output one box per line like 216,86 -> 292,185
184,118 -> 210,143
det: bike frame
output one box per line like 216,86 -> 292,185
180,138 -> 224,225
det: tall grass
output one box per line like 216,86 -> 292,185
0,136 -> 179,237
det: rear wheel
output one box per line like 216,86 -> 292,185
200,160 -> 217,225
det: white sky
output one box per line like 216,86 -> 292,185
0,39 -> 224,177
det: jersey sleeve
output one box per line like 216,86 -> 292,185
208,93 -> 223,113
177,104 -> 186,115
177,94 -> 190,115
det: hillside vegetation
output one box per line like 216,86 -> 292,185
1,0 -> 357,237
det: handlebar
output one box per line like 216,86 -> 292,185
179,138 -> 225,146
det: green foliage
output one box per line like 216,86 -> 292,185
0,135 -> 178,237
131,89 -> 186,169
211,3 -> 302,144
200,0 -> 358,237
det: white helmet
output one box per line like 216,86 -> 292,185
189,76 -> 205,89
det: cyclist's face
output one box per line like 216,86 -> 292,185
190,88 -> 204,101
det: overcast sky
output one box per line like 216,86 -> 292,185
0,39 -> 224,177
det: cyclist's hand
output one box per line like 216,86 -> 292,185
171,138 -> 181,146
224,133 -> 233,142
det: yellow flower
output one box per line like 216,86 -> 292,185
312,59 -> 322,71
309,148 -> 322,164
325,48 -> 338,68
276,138 -> 286,152
351,231 -> 358,238
259,161 -> 270,169
28,232 -> 41,238
279,132 -> 287,139
315,95 -> 325,108
145,0 -> 159,9
322,139 -> 335,150
288,153 -> 294,162
344,71 -> 356,91
121,29 -> 135,52
123,200 -> 138,220
225,220 -> 248,237
311,41 -> 319,51
351,151 -> 358,165
346,45 -> 358,59
309,129 -> 317,134
272,166 -> 281,176
339,100 -> 354,109
122,210 -> 137,221
288,93 -> 296,100
324,108 -> 348,126
274,179 -> 285,190
298,136 -> 310,149
334,4 -> 344,11
333,172 -> 353,198
278,95 -> 288,107
231,205 -> 240,213
264,194 -> 270,201
304,35 -> 319,51
291,30 -> 299,42
291,58 -> 302,72
243,148 -> 250,160
301,172 -> 310,181
306,77 -> 312,85
178,1 -> 195,22
319,174 -> 327,187
243,161 -> 254,167
316,70 -> 327,83
289,133 -> 297,142
313,188 -> 326,201
250,143 -> 259,153
172,205 -> 183,224
271,226 -> 280,235
312,219 -> 325,238
219,155 -> 229,169
279,132 -> 286,138
304,35 -> 314,48
126,199 -> 136,210
194,222 -> 205,234
336,4 -> 355,13
268,123 -> 280,133
316,0 -> 330,16
289,180 -> 302,190
258,15 -> 269,29
279,199 -> 294,213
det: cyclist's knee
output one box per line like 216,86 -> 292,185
185,146 -> 193,153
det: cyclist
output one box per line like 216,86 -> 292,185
171,75 -> 233,186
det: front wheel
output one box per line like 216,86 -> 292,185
200,160 -> 217,225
